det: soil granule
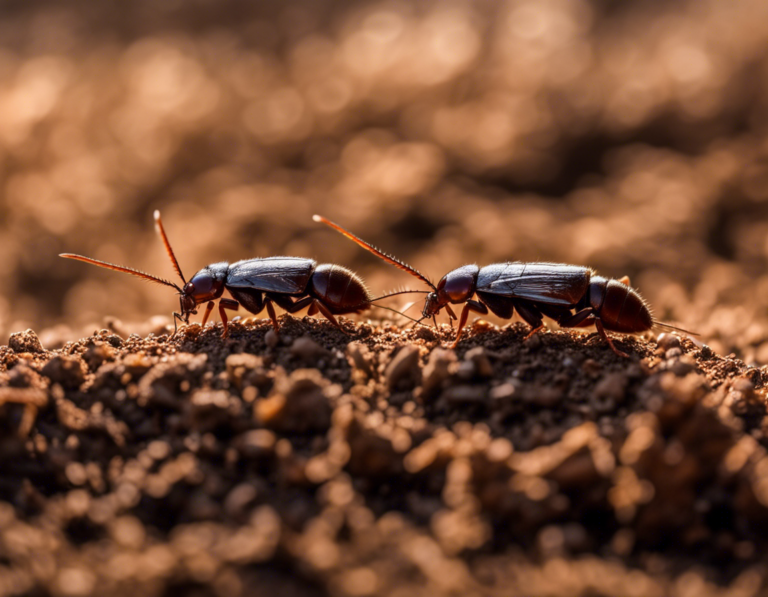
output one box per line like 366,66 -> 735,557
1,315 -> 767,597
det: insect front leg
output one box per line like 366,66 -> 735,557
172,312 -> 185,335
218,298 -> 240,338
444,304 -> 457,329
200,301 -> 215,326
451,299 -> 488,349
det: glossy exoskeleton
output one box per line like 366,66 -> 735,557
61,211 -> 406,337
314,215 -> 692,357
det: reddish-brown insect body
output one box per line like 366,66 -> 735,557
314,215 -> 693,357
60,212 -> 414,338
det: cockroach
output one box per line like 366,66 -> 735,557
313,215 -> 694,357
60,211 -> 419,337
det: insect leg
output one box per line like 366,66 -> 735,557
514,301 -> 546,340
312,300 -> 349,334
172,312 -> 185,335
275,293 -> 349,334
268,294 -> 316,324
594,318 -> 629,358
218,298 -> 240,338
444,304 -> 457,329
557,307 -> 594,328
264,300 -> 280,333
200,301 -> 215,326
451,299 -> 488,349
271,294 -> 313,314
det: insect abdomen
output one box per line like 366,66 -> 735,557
310,264 -> 371,314
593,278 -> 653,333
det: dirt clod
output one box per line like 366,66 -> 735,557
385,344 -> 422,391
41,355 -> 86,390
8,329 -> 45,354
422,348 -> 458,397
255,367 -> 334,432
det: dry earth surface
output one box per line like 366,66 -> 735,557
1,314 -> 767,597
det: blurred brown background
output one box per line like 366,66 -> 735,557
2,0 -> 768,360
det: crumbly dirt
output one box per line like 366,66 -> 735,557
1,315 -> 767,597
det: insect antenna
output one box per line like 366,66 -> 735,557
370,289 -> 430,302
59,254 -> 182,291
154,210 -> 186,285
313,215 -> 435,290
368,304 -> 431,328
654,320 -> 700,336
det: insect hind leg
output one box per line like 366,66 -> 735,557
558,308 -> 630,358
227,287 -> 280,333
271,294 -> 349,334
513,300 -> 546,340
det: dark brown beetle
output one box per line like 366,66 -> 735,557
314,215 -> 694,357
61,211 -> 416,337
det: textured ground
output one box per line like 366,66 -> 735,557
1,315 -> 767,597
3,1 -> 768,595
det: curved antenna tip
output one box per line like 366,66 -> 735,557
312,214 -> 323,223
154,210 -> 161,220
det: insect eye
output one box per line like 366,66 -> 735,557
183,282 -> 195,294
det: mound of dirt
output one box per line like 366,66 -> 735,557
1,316 -> 767,597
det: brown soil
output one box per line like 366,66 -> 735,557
1,316 -> 767,597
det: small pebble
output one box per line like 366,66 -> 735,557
464,346 -> 494,378
347,342 -> 374,377
489,383 -> 516,400
669,355 -> 697,376
582,359 -> 602,377
524,332 -> 542,350
265,330 -> 279,349
657,333 -> 681,351
290,336 -> 327,361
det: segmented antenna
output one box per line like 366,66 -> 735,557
313,215 -> 436,290
370,289 -> 430,302
59,254 -> 182,291
154,210 -> 186,285
369,304 -> 431,328
653,320 -> 700,336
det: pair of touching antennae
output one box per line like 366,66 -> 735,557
312,214 -> 696,356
